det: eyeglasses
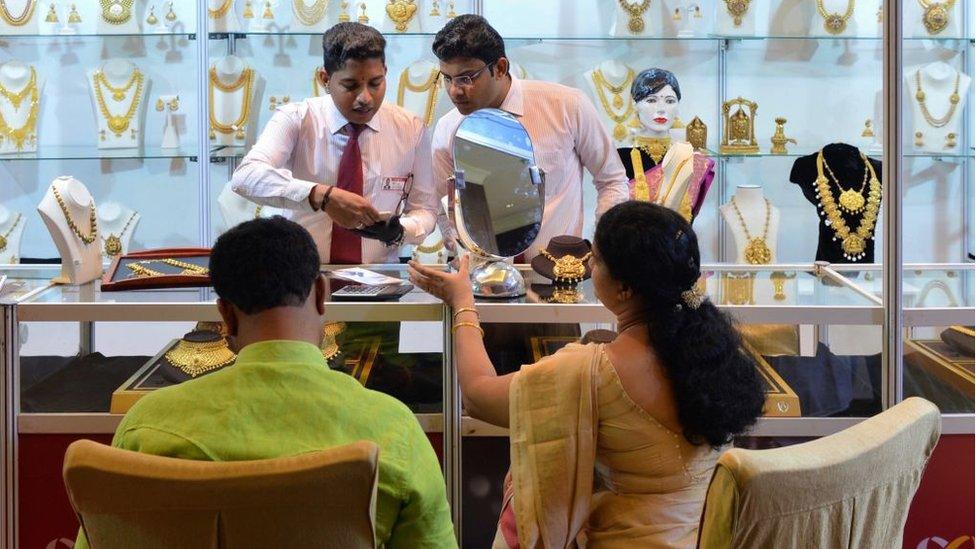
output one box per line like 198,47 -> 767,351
440,63 -> 493,89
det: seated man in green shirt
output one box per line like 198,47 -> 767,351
75,217 -> 456,548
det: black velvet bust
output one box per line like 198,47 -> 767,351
789,143 -> 883,264
617,146 -> 660,181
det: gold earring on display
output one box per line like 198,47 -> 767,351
861,119 -> 874,138
45,3 -> 58,23
358,3 -> 368,23
338,0 -> 350,21
262,1 -> 274,19
269,96 -> 278,111
68,4 -> 81,23
673,7 -> 682,20
429,0 -> 440,16
946,133 -> 957,148
693,5 -> 702,18
156,98 -> 165,111
914,131 -> 925,147
447,0 -> 455,18
165,2 -> 176,21
147,5 -> 158,24
168,97 -> 179,111
243,0 -> 254,18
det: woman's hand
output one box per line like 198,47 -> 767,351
408,255 -> 475,308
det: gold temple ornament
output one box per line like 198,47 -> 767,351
102,212 -> 137,257
686,116 -> 707,151
539,249 -> 593,285
769,117 -> 796,155
730,196 -> 773,265
617,0 -> 650,34
919,0 -> 955,34
386,0 -> 417,32
720,96 -> 759,154
723,0 -> 749,26
814,150 -> 881,261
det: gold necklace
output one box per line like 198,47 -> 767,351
165,337 -> 236,377
730,196 -> 772,265
0,0 -> 36,26
321,321 -> 347,361
914,69 -> 960,128
0,66 -> 39,151
397,67 -> 440,126
591,68 -> 636,141
634,135 -> 671,164
617,0 -> 651,33
0,213 -> 22,252
821,154 -> 868,214
93,68 -> 144,137
918,0 -> 955,34
99,0 -> 134,24
385,0 -> 417,32
51,184 -> 98,245
816,0 -> 855,34
538,249 -> 593,284
209,67 -> 254,140
815,150 -> 881,261
293,0 -> 328,25
414,239 -> 445,254
102,211 -> 136,257
657,156 -> 692,205
208,0 -> 233,18
723,0 -> 749,26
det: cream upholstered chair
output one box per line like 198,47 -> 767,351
64,439 -> 379,549
697,397 -> 940,548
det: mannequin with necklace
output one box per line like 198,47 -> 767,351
88,59 -> 147,149
585,59 -> 639,146
907,61 -> 970,154
719,185 -> 779,265
97,201 -> 140,259
217,181 -> 281,232
0,203 -> 26,264
715,0 -> 757,35
37,176 -> 103,284
0,60 -> 42,155
97,0 -> 139,33
396,58 -> 442,127
208,0 -> 240,32
209,55 -> 257,147
0,0 -> 40,35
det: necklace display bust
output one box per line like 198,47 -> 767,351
37,176 -> 103,284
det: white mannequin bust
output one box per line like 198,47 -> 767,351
714,0 -> 759,35
904,0 -> 961,38
37,176 -> 103,284
907,62 -> 970,154
96,0 -> 140,33
0,203 -> 27,264
158,94 -> 181,149
88,59 -> 148,150
0,60 -> 42,155
209,0 -> 240,32
397,59 -> 442,127
585,59 -> 639,146
291,0 -> 330,31
97,201 -> 140,259
657,141 -> 695,212
0,0 -> 40,35
611,0 -> 667,37
381,0 -> 422,33
218,181 -> 282,231
210,55 -> 257,147
719,185 -> 781,264
809,0 -> 859,37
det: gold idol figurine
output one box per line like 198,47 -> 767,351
769,117 -> 796,155
720,96 -> 759,154
686,116 -> 707,151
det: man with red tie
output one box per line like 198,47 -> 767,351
232,22 -> 438,263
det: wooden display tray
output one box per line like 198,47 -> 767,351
110,340 -> 185,414
529,336 -> 800,418
101,247 -> 211,292
905,337 -> 975,395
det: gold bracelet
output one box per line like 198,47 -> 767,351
452,322 -> 484,337
453,307 -> 479,322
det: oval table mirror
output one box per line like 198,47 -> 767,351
451,108 -> 545,298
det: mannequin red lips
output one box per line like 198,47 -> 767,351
654,117 -> 669,124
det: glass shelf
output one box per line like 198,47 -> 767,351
713,150 -> 974,161
0,146 -> 201,162
209,31 -> 437,38
0,32 -> 196,39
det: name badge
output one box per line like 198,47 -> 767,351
382,176 -> 409,191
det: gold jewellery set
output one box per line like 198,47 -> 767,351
0,213 -> 23,253
591,67 -> 638,142
165,333 -> 236,378
126,258 -> 209,278
0,65 -> 39,151
730,196 -> 773,265
814,150 -> 881,261
209,66 -> 255,141
913,69 -> 961,149
397,67 -> 440,126
51,183 -> 99,246
102,212 -> 137,257
539,249 -> 592,285
93,68 -> 144,140
42,3 -> 82,24
618,0 -> 650,34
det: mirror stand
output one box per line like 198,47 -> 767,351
470,258 -> 526,298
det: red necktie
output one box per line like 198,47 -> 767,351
329,123 -> 365,264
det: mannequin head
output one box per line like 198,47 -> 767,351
433,14 -> 511,115
211,217 -> 327,351
318,23 -> 388,126
632,68 -> 682,136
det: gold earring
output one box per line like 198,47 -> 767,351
147,6 -> 158,24
946,133 -> 957,148
68,4 -> 81,23
168,97 -> 179,111
429,0 -> 440,16
243,0 -> 254,18
673,7 -> 682,20
338,0 -> 350,21
914,131 -> 925,147
156,98 -> 165,111
235,127 -> 246,140
262,1 -> 274,19
693,5 -> 702,18
358,3 -> 369,23
45,3 -> 58,22
165,3 -> 176,21
269,97 -> 278,111
861,119 -> 874,138
282,95 -> 290,103
447,0 -> 456,18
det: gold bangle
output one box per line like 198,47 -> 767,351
452,322 -> 484,337
453,307 -> 479,322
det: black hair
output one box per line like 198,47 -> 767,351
321,22 -> 386,74
210,216 -> 321,315
631,68 -> 682,103
594,202 -> 765,448
432,14 -> 506,75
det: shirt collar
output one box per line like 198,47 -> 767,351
498,76 -> 524,118
234,340 -> 328,367
324,95 -> 382,135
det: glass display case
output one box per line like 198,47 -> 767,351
1,1 -> 973,547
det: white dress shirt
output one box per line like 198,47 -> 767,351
231,95 -> 438,263
431,77 -> 630,261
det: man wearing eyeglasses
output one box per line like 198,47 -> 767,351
430,15 -> 630,259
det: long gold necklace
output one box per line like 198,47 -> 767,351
914,69 -> 960,128
397,67 -> 440,126
730,196 -> 772,265
538,249 -> 593,284
102,211 -> 137,257
0,213 -> 22,252
918,0 -> 955,34
209,67 -> 254,140
51,184 -> 98,245
165,337 -> 236,377
0,0 -> 37,26
816,0 -> 855,34
617,0 -> 651,34
723,0 -> 749,26
0,66 -> 39,151
293,0 -> 328,25
815,150 -> 881,261
385,0 -> 417,32
821,154 -> 868,214
592,68 -> 636,141
208,0 -> 233,18
93,68 -> 144,137
99,0 -> 134,24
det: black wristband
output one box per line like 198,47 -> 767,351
319,185 -> 335,211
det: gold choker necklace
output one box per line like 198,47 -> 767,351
729,196 -> 772,265
539,249 -> 592,284
52,184 -> 98,245
0,213 -> 22,252
0,65 -> 39,151
93,68 -> 144,137
635,135 -> 671,164
165,337 -> 236,377
816,0 -> 855,34
814,150 -> 881,261
397,67 -> 440,126
0,0 -> 36,25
